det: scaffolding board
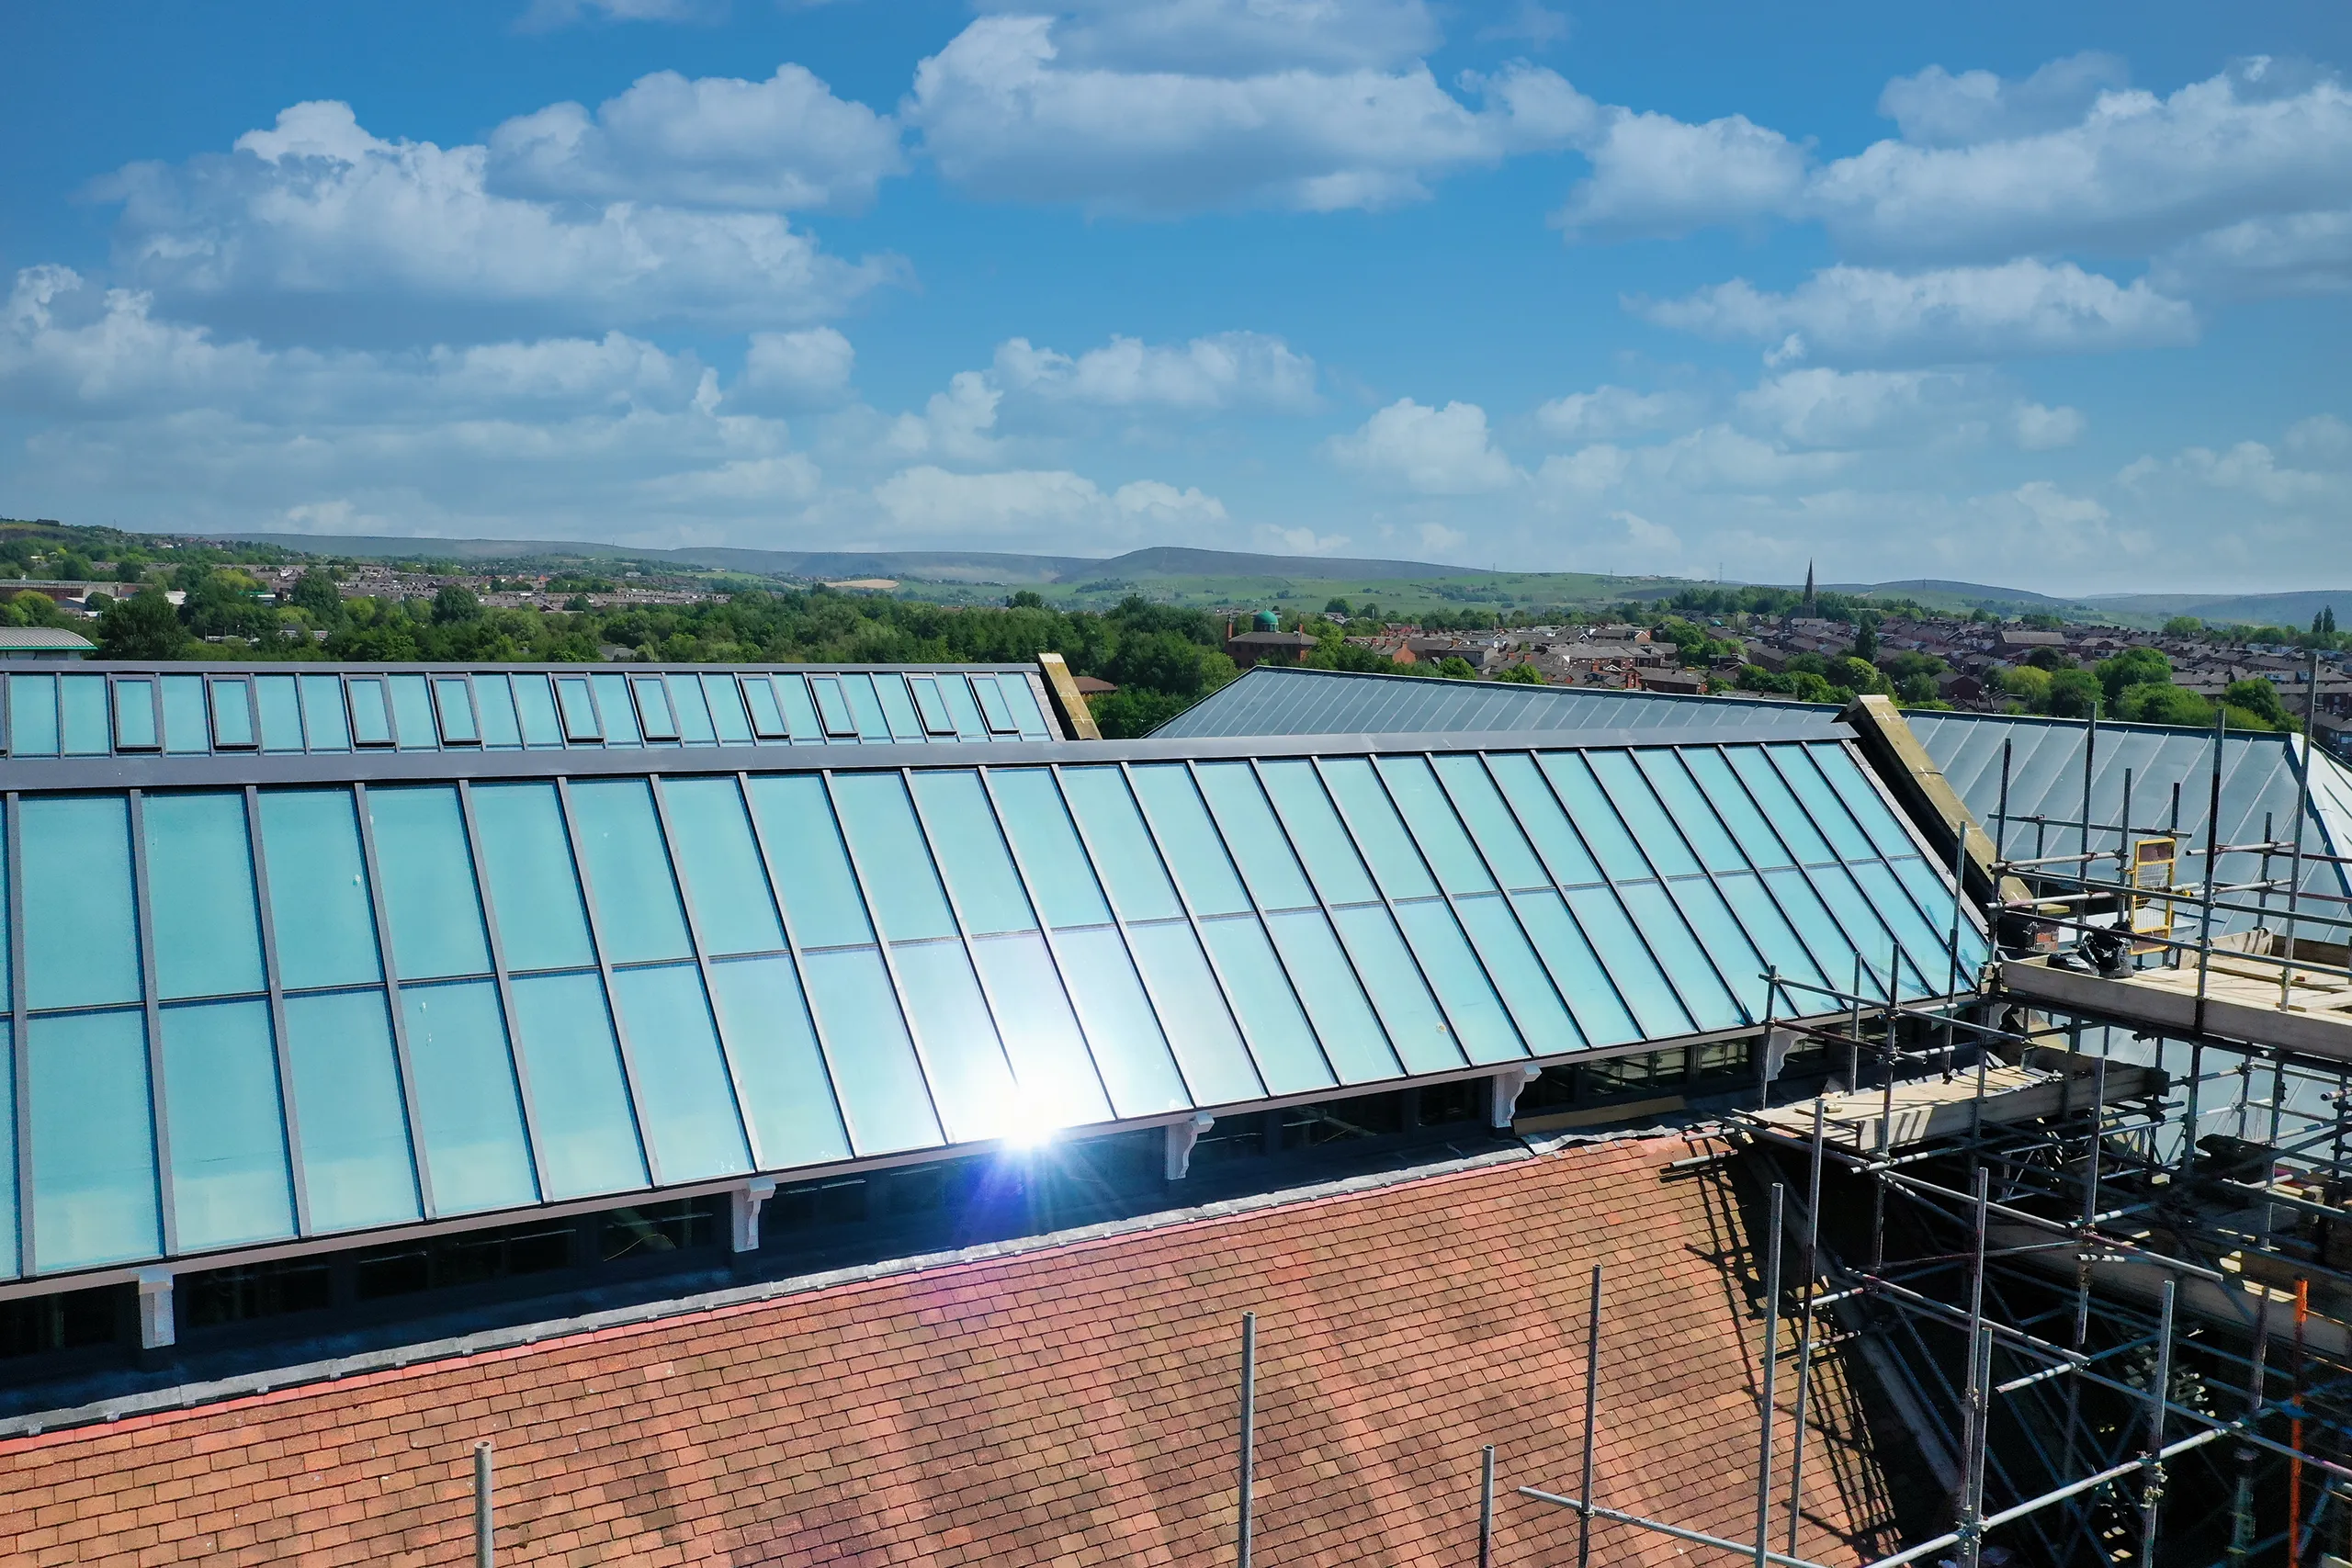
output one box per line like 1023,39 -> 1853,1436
1748,1055 -> 2165,1154
2003,954 -> 2352,1062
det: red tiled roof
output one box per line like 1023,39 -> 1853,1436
0,1135 -> 1917,1566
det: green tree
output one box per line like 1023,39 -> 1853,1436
2095,647 -> 2171,704
1007,589 -> 1046,609
1089,687 -> 1193,739
1435,655 -> 1478,680
113,559 -> 145,583
1324,597 -> 1351,615
432,584 -> 481,624
291,571 -> 345,622
2223,678 -> 2289,728
2043,668 -> 2102,717
1897,672 -> 1939,705
1495,661 -> 1545,684
97,588 -> 191,660
1850,617 -> 1879,662
1831,656 -> 1891,696
1999,665 -> 2052,705
2116,683 -> 2211,727
1883,650 -> 1947,682
2163,615 -> 2204,637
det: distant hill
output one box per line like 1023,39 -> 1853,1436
2079,589 -> 2352,626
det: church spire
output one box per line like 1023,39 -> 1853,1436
1802,558 -> 1816,615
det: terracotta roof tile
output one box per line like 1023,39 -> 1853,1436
0,1134 -> 1918,1565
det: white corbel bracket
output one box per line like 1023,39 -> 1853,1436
731,1177 -> 778,1253
1165,1112 -> 1216,1181
135,1268 -> 175,1350
1489,1063 -> 1544,1130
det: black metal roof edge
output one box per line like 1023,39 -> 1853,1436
0,660 -> 1052,676
0,722 -> 1859,792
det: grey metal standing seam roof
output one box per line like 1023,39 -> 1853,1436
0,683 -> 1984,1292
1159,665 -> 2352,909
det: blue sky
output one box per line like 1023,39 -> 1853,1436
4,0 -> 2349,592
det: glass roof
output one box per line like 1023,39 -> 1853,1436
0,732 -> 1984,1281
0,664 -> 1059,761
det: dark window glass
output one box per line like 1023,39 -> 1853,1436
602,1198 -> 719,1262
354,1219 -> 574,1301
0,1287 -> 119,1359
1281,1092 -> 1403,1150
181,1260 -> 333,1328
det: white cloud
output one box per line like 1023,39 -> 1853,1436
1555,108 -> 1807,238
2011,401 -> 2086,450
1809,58 -> 2352,262
987,0 -> 1442,74
1255,525 -> 1351,555
992,331 -> 1316,411
1417,522 -> 1469,557
740,327 -> 855,408
1638,260 -> 2197,365
2120,438 -> 2348,508
2154,209 -> 2352,298
903,16 -> 1594,214
873,464 -> 1226,540
1325,398 -> 1517,492
638,453 -> 822,505
885,371 -> 1004,462
98,100 -> 898,333
1533,384 -> 1698,442
1729,367 -> 2080,450
1876,53 -> 2130,147
487,65 -> 903,211
518,0 -> 707,30
2285,413 -> 2352,464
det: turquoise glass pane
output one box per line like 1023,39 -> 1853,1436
368,786 -> 492,980
1636,751 -> 1747,873
470,783 -> 594,972
161,675 -> 208,753
1726,747 -> 1835,864
1662,877 -> 1769,1023
208,678 -> 255,749
611,965 -> 752,1181
567,779 -> 691,963
513,673 -> 564,745
703,674 -> 752,743
671,674 -> 717,743
840,673 -> 890,741
8,674 -> 58,755
1894,855 -> 1988,974
1061,765 -> 1189,920
912,772 -> 1036,935
659,777 -> 784,956
257,789 -> 382,990
0,1023 -> 13,1275
159,999 -> 296,1251
1586,752 -> 1701,877
939,674 -> 989,739
1762,867 -> 1870,997
256,675 -> 304,751
629,676 -> 677,741
113,678 -> 158,750
969,932 -> 1114,1128
1803,865 -> 1917,992
874,674 -> 925,741
1770,747 -> 1876,862
774,675 -> 821,740
1197,916 -> 1334,1095
142,791 -> 266,1000
591,673 -> 642,745
1563,886 -> 1693,1040
747,774 -> 873,945
390,675 -> 435,750
1262,909 -> 1398,1084
1451,894 -> 1582,1056
705,955 -> 851,1167
29,1010 -> 159,1271
808,675 -> 855,737
1486,753 -> 1605,886
1390,899 -> 1525,1065
1616,881 -> 1741,1031
1852,861 -> 1957,995
555,675 -> 601,740
61,674 -> 109,754
1258,761 -> 1379,906
1052,926 -> 1193,1116
831,773 -> 956,941
1512,890 -> 1640,1048
1000,673 -> 1051,738
283,989 -> 418,1232
22,795 -> 141,1010
799,948 -> 941,1155
1819,747 -> 1930,858
401,980 -> 537,1213
1332,904 -> 1466,1073
0,830 -> 6,1009
989,768 -> 1114,928
475,674 -> 522,748
1195,761 -> 1317,910
298,675 -> 350,750
509,972 -> 646,1200
1682,749 -> 1796,868
347,679 -> 393,746
742,676 -> 789,739
908,676 -> 955,735
890,941 -> 1021,1140
1431,754 -> 1550,890
1319,758 -> 1448,901
1374,756 -> 1491,895
434,678 -> 479,745
1538,753 -> 1651,880
1122,921 -> 1263,1105
969,674 -> 1018,733
1715,872 -> 1831,1005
